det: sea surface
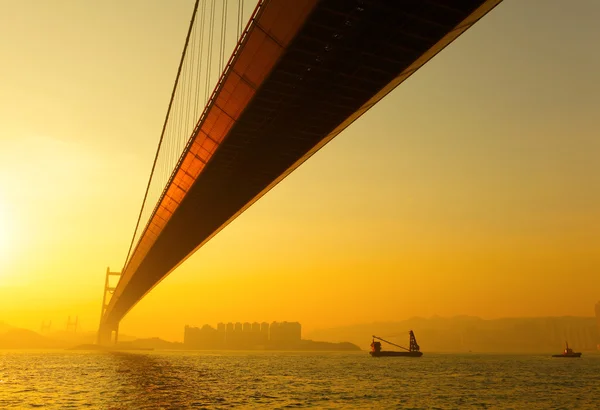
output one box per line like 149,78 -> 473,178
0,350 -> 599,408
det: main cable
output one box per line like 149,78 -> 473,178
122,0 -> 201,273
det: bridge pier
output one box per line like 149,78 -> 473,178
97,323 -> 119,346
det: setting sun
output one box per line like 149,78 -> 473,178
0,198 -> 22,267
0,200 -> 11,262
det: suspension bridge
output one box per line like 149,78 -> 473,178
98,0 -> 503,344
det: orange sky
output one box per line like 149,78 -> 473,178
0,0 -> 599,341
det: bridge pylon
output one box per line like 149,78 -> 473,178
40,320 -> 52,334
97,267 -> 121,345
66,316 -> 78,333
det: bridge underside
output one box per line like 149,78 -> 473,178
103,0 -> 501,328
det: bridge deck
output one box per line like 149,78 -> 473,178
103,0 -> 501,329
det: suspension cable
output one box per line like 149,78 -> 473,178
122,0 -> 201,272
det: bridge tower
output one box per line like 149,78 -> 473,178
97,267 -> 121,345
40,320 -> 52,334
66,316 -> 78,333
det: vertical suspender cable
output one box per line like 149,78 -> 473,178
122,0 -> 200,272
205,0 -> 216,103
182,24 -> 194,151
219,0 -> 227,72
218,1 -> 223,71
185,22 -> 196,143
241,0 -> 245,38
195,0 -> 207,118
223,0 -> 228,72
236,0 -> 242,41
171,56 -> 182,174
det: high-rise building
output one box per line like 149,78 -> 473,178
260,322 -> 270,344
225,322 -> 234,344
184,324 -> 221,348
216,323 -> 226,344
252,322 -> 261,345
270,321 -> 301,345
186,321 -> 303,349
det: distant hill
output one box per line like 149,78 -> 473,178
0,322 -> 174,350
295,340 -> 361,351
118,337 -> 185,350
307,316 -> 600,353
0,321 -> 14,333
0,322 -> 101,349
0,328 -> 67,349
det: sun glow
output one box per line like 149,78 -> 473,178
0,201 -> 14,263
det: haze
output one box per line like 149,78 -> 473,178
0,0 -> 599,342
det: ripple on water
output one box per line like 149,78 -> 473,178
0,351 -> 599,408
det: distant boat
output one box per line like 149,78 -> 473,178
370,330 -> 423,357
552,342 -> 581,358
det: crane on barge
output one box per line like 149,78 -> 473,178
370,330 -> 423,357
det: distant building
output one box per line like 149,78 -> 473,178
251,322 -> 261,345
216,323 -> 226,344
225,322 -> 234,344
260,322 -> 269,344
185,321 -> 302,349
270,321 -> 301,345
252,322 -> 261,333
184,324 -> 220,348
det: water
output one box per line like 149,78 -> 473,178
1,350 -> 599,408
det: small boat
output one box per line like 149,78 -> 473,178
552,342 -> 581,358
370,330 -> 423,357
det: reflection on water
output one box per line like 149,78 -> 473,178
0,350 -> 599,408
